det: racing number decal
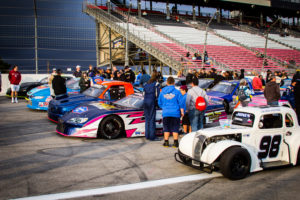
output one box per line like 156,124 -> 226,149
258,135 -> 282,159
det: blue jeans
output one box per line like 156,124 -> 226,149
268,101 -> 279,106
144,100 -> 156,140
188,109 -> 205,132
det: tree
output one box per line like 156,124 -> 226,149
0,57 -> 11,73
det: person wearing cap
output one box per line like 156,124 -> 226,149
52,69 -> 67,99
143,71 -> 160,141
180,85 -> 191,134
73,65 -> 82,78
292,69 -> 300,124
264,75 -> 280,106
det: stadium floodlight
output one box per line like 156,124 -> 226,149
202,11 -> 219,68
262,18 -> 281,71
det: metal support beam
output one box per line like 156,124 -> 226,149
166,1 -> 170,20
33,0 -> 38,74
96,21 -> 100,67
125,4 -> 131,66
217,8 -> 221,23
260,12 -> 263,27
239,11 -> 243,24
193,4 -> 196,21
138,0 -> 141,18
150,0 -> 152,11
198,5 -> 201,17
109,28 -> 112,69
148,54 -> 151,74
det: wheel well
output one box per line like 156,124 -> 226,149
215,145 -> 241,163
97,114 -> 125,138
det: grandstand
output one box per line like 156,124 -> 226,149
84,0 -> 300,73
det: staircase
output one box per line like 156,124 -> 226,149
83,2 -> 182,72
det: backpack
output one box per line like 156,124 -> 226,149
238,88 -> 247,101
195,96 -> 207,111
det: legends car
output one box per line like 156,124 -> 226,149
26,78 -> 80,111
175,106 -> 300,180
48,81 -> 135,123
207,79 -> 262,113
56,94 -> 227,139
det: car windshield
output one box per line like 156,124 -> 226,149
66,78 -> 80,90
198,79 -> 213,89
211,82 -> 236,94
83,85 -> 107,98
281,79 -> 291,87
39,77 -> 48,84
113,95 -> 144,109
232,112 -> 255,127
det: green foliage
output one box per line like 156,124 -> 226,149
0,57 -> 11,73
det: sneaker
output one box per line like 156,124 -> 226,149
173,140 -> 179,148
15,98 -> 18,103
163,141 -> 169,147
11,98 -> 14,103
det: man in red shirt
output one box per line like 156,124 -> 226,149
8,65 -> 22,103
252,71 -> 263,91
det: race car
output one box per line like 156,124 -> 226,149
7,76 -> 73,98
48,81 -> 135,122
232,94 -> 292,109
207,79 -> 262,113
26,78 -> 80,111
175,106 -> 300,180
56,94 -> 227,139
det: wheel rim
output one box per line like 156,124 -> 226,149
104,119 -> 121,137
230,155 -> 248,177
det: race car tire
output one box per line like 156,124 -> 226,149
98,115 -> 124,139
220,146 -> 251,180
223,100 -> 230,114
296,148 -> 300,166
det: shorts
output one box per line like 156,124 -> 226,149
11,84 -> 20,92
182,113 -> 190,126
163,117 -> 180,133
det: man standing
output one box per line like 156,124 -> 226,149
140,70 -> 150,86
52,69 -> 67,99
124,66 -> 135,83
87,65 -> 95,77
8,65 -> 21,103
186,77 -> 209,131
292,69 -> 300,124
252,71 -> 263,91
158,77 -> 184,148
73,65 -> 82,78
264,75 -> 280,106
144,72 -> 160,141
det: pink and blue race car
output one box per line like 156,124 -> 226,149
56,94 -> 227,139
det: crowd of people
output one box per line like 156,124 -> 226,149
3,64 -> 300,147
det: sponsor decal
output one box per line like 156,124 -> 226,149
46,97 -> 52,102
38,102 -> 49,107
72,106 -> 88,114
163,93 -> 175,100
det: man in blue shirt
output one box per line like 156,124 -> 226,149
92,71 -> 104,85
158,76 -> 184,147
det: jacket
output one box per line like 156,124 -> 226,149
79,77 -> 90,93
158,85 -> 183,118
252,76 -> 263,90
52,75 -> 67,96
144,81 -> 160,105
264,81 -> 280,103
124,70 -> 136,83
8,70 -> 21,85
186,86 -> 209,111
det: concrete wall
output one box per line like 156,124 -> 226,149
0,74 -> 50,96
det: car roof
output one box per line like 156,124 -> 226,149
234,105 -> 294,115
100,81 -> 132,86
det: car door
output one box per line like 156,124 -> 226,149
255,113 -> 288,163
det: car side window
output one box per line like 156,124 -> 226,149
285,114 -> 294,128
259,113 -> 283,129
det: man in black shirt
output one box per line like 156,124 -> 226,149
292,70 -> 300,124
124,66 -> 135,83
73,65 -> 82,78
52,69 -> 67,99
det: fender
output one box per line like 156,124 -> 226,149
284,133 -> 300,165
200,140 -> 262,173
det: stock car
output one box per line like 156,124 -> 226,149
161,78 -> 214,91
175,106 -> 300,180
207,79 -> 262,113
48,81 -> 135,123
56,94 -> 227,139
26,78 -> 80,111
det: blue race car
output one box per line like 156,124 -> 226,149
48,81 -> 136,123
207,79 -> 262,113
56,94 -> 227,139
26,78 -> 80,111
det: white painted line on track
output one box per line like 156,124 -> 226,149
13,173 -> 222,200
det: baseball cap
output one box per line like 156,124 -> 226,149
180,85 -> 187,90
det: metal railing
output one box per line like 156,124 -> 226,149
83,1 -> 182,72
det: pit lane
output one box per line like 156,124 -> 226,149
0,96 -> 300,200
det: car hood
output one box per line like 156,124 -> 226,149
28,85 -> 49,96
207,90 -> 227,98
195,125 -> 251,138
53,94 -> 98,107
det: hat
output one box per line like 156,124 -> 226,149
296,69 -> 300,72
52,68 -> 56,71
76,65 -> 81,69
180,85 -> 187,90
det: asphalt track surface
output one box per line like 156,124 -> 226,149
0,96 -> 300,200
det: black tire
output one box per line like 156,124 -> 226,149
220,147 -> 251,180
223,101 -> 230,114
296,148 -> 300,166
98,115 -> 124,139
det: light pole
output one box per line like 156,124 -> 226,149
202,11 -> 219,68
125,3 -> 131,66
262,18 -> 281,71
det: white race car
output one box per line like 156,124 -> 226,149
175,106 -> 300,180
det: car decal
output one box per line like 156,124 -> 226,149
72,106 -> 88,114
